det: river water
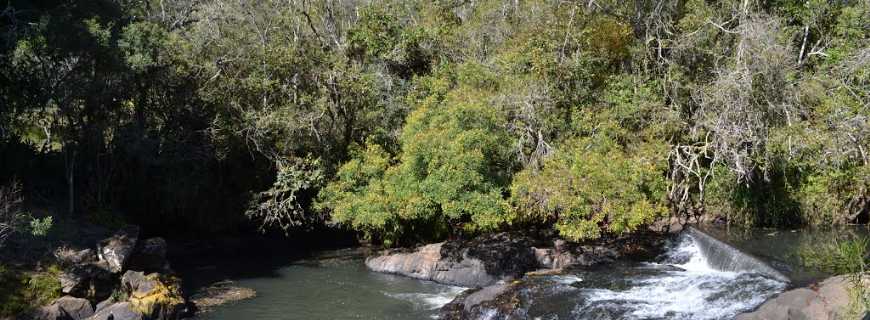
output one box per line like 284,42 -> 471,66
188,230 -> 811,320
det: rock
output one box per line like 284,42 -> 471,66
58,262 -> 114,301
737,275 -> 868,320
366,232 -> 539,287
120,271 -> 186,320
97,226 -> 139,273
54,248 -> 97,267
128,237 -> 169,272
28,304 -> 71,320
86,302 -> 143,320
190,280 -> 256,311
94,297 -> 115,313
51,296 -> 94,320
440,283 -> 528,320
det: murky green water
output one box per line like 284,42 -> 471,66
191,249 -> 464,320
185,226 -> 869,320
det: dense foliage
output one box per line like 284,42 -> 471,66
0,0 -> 868,244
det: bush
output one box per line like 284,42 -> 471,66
511,138 -> 669,241
0,264 -> 62,317
318,63 -> 517,246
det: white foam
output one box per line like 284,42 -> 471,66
551,274 -> 583,285
385,285 -> 467,310
575,236 -> 787,320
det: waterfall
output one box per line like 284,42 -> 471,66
686,226 -> 790,282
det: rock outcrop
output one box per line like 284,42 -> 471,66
34,226 -> 189,320
86,302 -> 143,320
737,275 -> 868,320
121,271 -> 186,320
366,232 -> 539,287
97,226 -> 139,274
28,296 -> 94,320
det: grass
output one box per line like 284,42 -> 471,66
798,236 -> 869,317
0,263 -> 63,317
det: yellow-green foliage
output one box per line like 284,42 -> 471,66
0,264 -> 62,316
318,62 -> 516,245
512,138 -> 668,241
511,77 -> 672,241
129,274 -> 184,317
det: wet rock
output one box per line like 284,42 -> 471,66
367,233 -> 539,287
51,296 -> 94,320
440,282 -> 528,320
736,275 -> 868,320
97,226 -> 139,273
58,262 -> 114,301
190,280 -> 257,311
86,302 -> 143,320
128,237 -> 169,272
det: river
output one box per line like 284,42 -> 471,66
184,226 -> 868,320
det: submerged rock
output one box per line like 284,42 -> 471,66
190,280 -> 257,311
736,275 -> 868,320
367,232 -> 539,287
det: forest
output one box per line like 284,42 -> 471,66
1,0 -> 869,319
3,0 -> 867,244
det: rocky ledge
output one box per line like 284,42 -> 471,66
22,226 -> 189,320
737,275 -> 869,320
365,231 -> 665,288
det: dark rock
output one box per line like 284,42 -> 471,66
58,262 -> 115,301
55,248 -> 97,267
440,283 -> 528,320
97,226 -> 139,273
51,296 -> 94,320
366,232 -> 539,287
85,302 -> 143,320
27,304 -> 71,320
128,237 -> 169,272
121,271 -> 156,298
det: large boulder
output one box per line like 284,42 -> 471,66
58,262 -> 115,301
440,283 -> 523,320
97,226 -> 139,273
86,302 -> 143,320
120,271 -> 186,320
51,296 -> 94,320
737,275 -> 868,320
366,233 -> 539,288
27,304 -> 71,320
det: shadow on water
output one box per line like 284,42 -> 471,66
169,228 -> 361,297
